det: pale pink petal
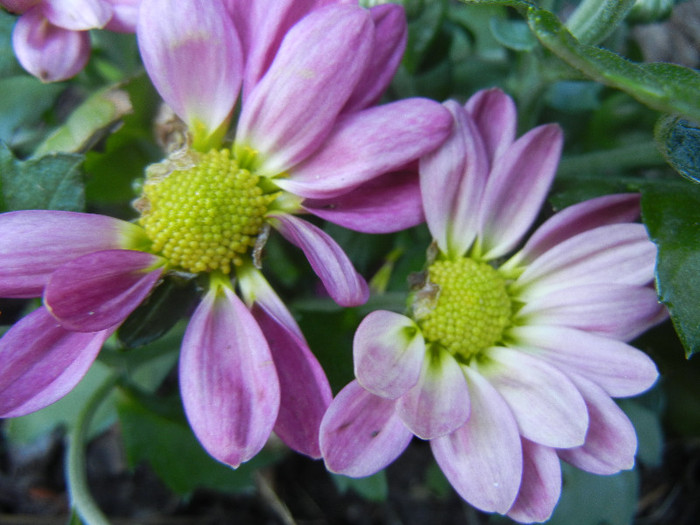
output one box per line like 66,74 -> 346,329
13,9 -> 90,82
104,0 -> 139,32
419,100 -> 488,257
0,211 -> 146,298
320,380 -> 413,477
252,305 -> 332,459
507,439 -> 561,523
0,307 -> 113,417
558,374 -> 638,475
477,124 -> 563,259
431,366 -> 522,514
465,88 -> 517,164
1,1 -> 41,13
397,348 -> 470,439
354,311 -> 425,399
268,213 -> 369,307
478,346 -> 588,448
137,0 -> 242,138
510,325 -> 659,398
180,286 -> 280,468
44,250 -> 164,332
516,284 -> 667,341
303,167 -> 424,233
235,5 -> 373,175
42,0 -> 111,30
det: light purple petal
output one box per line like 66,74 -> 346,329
479,346 -> 588,448
397,348 -> 470,440
1,1 -> 41,13
477,124 -> 563,259
507,439 -> 561,523
354,310 -> 425,400
41,0 -> 111,30
419,100 -> 488,257
510,325 -> 659,398
303,167 -> 424,233
516,283 -> 667,341
558,374 -> 638,475
235,5 -> 373,175
320,380 -> 413,477
464,88 -> 517,164
13,8 -> 90,82
0,307 -> 113,417
268,213 -> 369,306
104,0 -> 139,32
431,366 -> 522,514
514,224 -> 657,300
137,0 -> 242,139
0,210 -> 146,298
180,285 -> 280,468
252,305 -> 332,459
44,250 -> 163,332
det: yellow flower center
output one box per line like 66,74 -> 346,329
138,148 -> 276,274
413,258 -> 511,361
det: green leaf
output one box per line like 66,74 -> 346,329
655,115 -> 700,183
0,10 -> 23,77
0,142 -> 85,211
642,184 -> 700,357
565,0 -> 636,45
331,471 -> 388,502
489,17 -> 537,51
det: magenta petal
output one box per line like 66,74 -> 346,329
507,439 -> 561,523
252,305 -> 332,459
478,124 -> 563,259
13,8 -> 90,82
137,0 -> 242,138
236,5 -> 373,174
44,250 -> 163,332
41,0 -> 112,30
180,286 -> 280,468
397,348 -> 470,440
0,211 -> 146,298
465,88 -> 517,164
0,307 -> 113,417
268,213 -> 369,306
431,366 -> 522,514
558,375 -> 637,475
320,380 -> 413,477
353,311 -> 425,400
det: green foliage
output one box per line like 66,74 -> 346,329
332,471 -> 389,501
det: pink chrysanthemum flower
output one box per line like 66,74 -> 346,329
319,89 -> 667,522
1,0 -> 140,81
0,0 -> 450,468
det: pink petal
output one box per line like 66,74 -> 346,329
303,167 -> 424,233
353,311 -> 425,400
44,250 -> 163,332
137,0 -> 242,139
479,346 -> 588,448
180,285 -> 280,468
0,307 -> 113,417
477,124 -> 563,259
558,374 -> 638,475
507,439 -> 561,523
235,5 -> 373,175
1,1 -> 41,13
41,0 -> 112,30
251,305 -> 332,459
320,380 -> 413,477
397,348 -> 470,439
13,8 -> 90,82
511,325 -> 659,398
0,211 -> 146,298
431,366 -> 522,514
465,88 -> 517,164
104,0 -> 139,32
268,213 -> 369,307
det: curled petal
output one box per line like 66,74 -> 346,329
0,307 -> 113,417
41,0 -> 112,30
268,213 -> 369,307
465,88 -> 517,164
320,380 -> 413,477
13,9 -> 90,82
0,211 -> 146,298
44,250 -> 164,332
431,366 -> 522,514
180,286 -> 280,468
354,310 -> 425,400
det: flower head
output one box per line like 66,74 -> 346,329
319,89 -> 666,522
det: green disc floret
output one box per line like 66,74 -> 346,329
139,148 -> 276,274
414,258 -> 511,360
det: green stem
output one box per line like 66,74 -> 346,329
558,141 -> 665,177
66,373 -> 120,525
